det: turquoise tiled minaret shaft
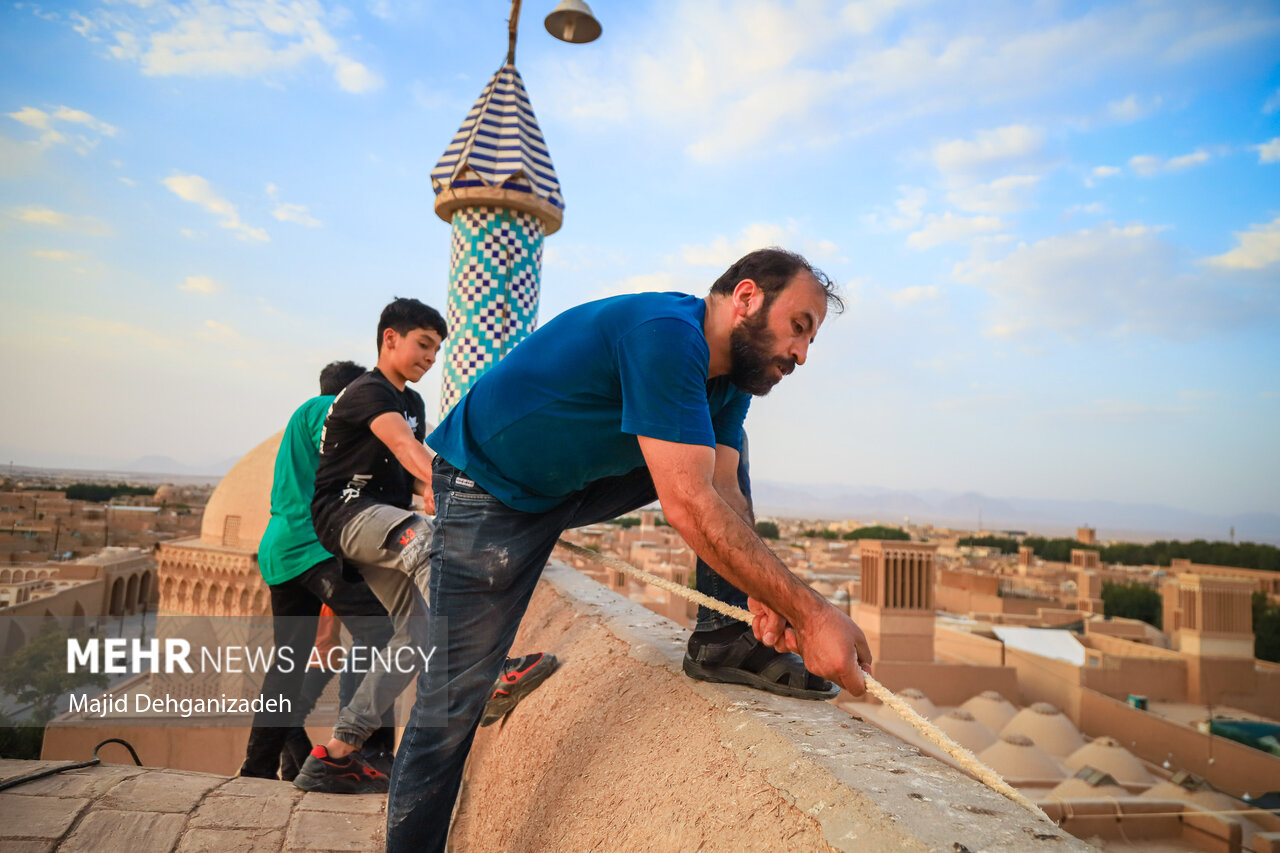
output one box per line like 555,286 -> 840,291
431,64 -> 564,420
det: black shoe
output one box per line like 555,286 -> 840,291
367,750 -> 394,778
479,653 -> 559,727
280,727 -> 312,781
684,624 -> 839,701
292,746 -> 389,794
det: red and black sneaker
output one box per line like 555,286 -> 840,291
292,745 -> 389,794
479,652 -> 559,727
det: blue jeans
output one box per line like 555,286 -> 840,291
695,434 -> 753,631
385,450 -> 752,852
240,557 -> 394,778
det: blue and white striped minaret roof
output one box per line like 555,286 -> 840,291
430,64 -> 564,222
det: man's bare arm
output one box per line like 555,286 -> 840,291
369,413 -> 437,513
639,435 -> 872,695
711,444 -> 752,524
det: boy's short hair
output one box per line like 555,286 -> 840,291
319,361 -> 366,396
377,298 -> 448,353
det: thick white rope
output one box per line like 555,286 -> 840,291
556,539 -> 1054,824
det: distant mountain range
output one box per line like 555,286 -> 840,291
124,455 -> 239,476
5,449 -> 1277,546
752,481 -> 1280,545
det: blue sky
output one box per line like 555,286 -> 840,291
1,0 -> 1277,521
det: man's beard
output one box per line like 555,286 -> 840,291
728,308 -> 795,396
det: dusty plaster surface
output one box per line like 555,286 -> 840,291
451,562 -> 1091,852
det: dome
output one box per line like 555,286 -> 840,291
881,688 -> 938,721
154,484 -> 177,503
1064,737 -> 1156,788
199,431 -> 283,550
1047,774 -> 1131,801
935,709 -> 997,753
1000,702 -> 1086,757
977,734 -> 1068,785
960,690 -> 1018,732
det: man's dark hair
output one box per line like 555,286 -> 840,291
319,361 -> 366,396
377,297 -> 448,353
709,248 -> 843,314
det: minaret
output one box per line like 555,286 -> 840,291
429,63 -> 564,419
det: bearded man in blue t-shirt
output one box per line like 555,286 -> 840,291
387,248 -> 874,852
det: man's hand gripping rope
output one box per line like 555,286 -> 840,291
557,538 -> 1055,825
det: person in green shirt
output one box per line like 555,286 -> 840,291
240,361 -> 400,786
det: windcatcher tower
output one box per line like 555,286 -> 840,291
855,540 -> 939,662
429,62 -> 564,419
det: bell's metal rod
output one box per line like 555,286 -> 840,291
507,0 -> 522,66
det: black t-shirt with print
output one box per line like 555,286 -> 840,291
311,368 -> 427,554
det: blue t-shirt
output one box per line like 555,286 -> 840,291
428,292 -> 751,512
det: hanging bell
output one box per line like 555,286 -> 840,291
544,0 -> 602,44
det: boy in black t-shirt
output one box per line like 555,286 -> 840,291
300,297 -> 555,793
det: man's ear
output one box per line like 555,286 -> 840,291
381,327 -> 398,352
731,278 -> 762,320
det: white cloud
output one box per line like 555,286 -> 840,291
272,202 -> 322,227
199,319 -> 240,343
50,106 -> 117,136
1265,87 -> 1280,114
907,212 -> 1003,249
1130,150 -> 1211,177
1066,203 -> 1106,216
81,0 -> 381,94
1205,216 -> 1280,270
888,285 -> 939,306
30,249 -> 85,262
1255,138 -> 1280,164
538,2 -> 1279,163
8,206 -> 110,235
679,223 -> 843,267
6,105 -> 115,152
1128,154 -> 1161,177
1106,93 -> 1161,122
866,186 -> 927,231
8,107 -> 66,148
1167,150 -> 1210,171
163,174 -> 269,242
1091,165 -> 1121,179
946,174 -> 1040,214
933,125 -> 1044,178
598,272 -> 680,299
180,275 -> 221,294
969,223 -> 1277,338
681,223 -> 791,267
8,106 -> 53,131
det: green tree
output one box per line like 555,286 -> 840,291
755,520 -> 780,539
65,483 -> 154,502
0,708 -> 45,760
1023,537 -> 1100,562
0,621 -> 108,723
1100,582 -> 1162,629
842,525 -> 910,542
956,536 -> 1019,553
1096,539 -> 1280,572
1253,591 -> 1280,664
607,517 -> 640,528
